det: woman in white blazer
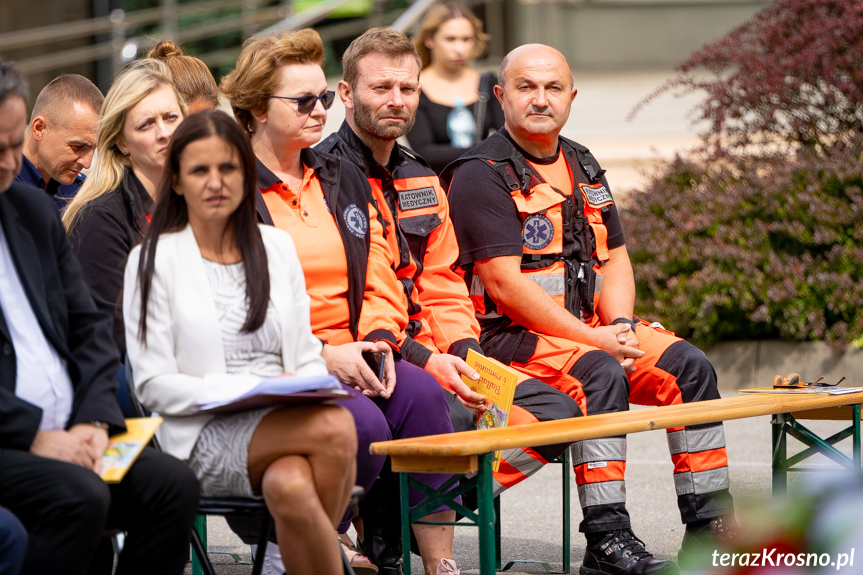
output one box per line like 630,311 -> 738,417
123,110 -> 357,575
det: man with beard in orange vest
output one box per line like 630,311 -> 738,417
318,29 -> 581,574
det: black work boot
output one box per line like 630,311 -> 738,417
580,529 -> 678,575
678,516 -> 738,570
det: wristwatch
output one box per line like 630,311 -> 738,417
89,421 -> 111,430
611,317 -> 638,331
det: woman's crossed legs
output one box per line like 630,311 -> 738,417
247,404 -> 357,575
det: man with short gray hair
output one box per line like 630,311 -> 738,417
16,74 -> 103,209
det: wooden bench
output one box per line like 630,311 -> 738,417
370,392 -> 863,575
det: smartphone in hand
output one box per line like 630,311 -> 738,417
361,350 -> 386,382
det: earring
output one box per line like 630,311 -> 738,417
122,151 -> 130,156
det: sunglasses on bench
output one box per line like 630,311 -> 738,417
269,91 -> 336,115
772,373 -> 846,389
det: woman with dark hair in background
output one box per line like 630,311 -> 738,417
407,2 -> 504,174
148,41 -> 219,113
124,110 -> 358,575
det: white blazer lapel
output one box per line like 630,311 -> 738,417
266,239 -> 296,373
173,225 -> 228,376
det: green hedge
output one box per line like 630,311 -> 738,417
621,146 -> 863,349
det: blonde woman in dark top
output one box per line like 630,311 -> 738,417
63,60 -> 186,358
407,2 -> 504,173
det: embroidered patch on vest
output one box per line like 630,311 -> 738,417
523,214 -> 553,250
398,187 -> 438,211
343,204 -> 368,238
580,183 -> 613,207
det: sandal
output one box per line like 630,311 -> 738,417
339,533 -> 379,575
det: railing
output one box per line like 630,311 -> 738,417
0,0 -> 503,79
1,0 -> 292,75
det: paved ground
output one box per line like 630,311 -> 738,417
187,395 -> 858,574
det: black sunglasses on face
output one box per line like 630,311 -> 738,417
269,91 -> 336,114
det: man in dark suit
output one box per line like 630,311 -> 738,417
0,59 -> 199,575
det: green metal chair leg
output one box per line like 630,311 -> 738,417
494,496 -> 502,570
562,448 -> 571,573
499,452 -> 571,573
772,414 -> 788,496
477,453 -> 497,575
400,472 -> 412,575
853,405 -> 861,472
192,515 -> 207,575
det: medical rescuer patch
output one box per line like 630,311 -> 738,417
579,182 -> 613,207
343,204 -> 368,238
398,187 -> 438,211
523,214 -> 553,250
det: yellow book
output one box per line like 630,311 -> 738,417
461,349 -> 519,472
101,417 -> 162,484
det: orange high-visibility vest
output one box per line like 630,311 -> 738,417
442,132 -> 613,324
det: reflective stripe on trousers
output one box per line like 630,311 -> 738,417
571,438 -> 627,508
667,425 -> 730,496
492,446 -> 549,496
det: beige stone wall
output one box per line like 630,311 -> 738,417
506,0 -> 770,70
706,341 -> 863,392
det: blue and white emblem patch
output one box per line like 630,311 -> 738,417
523,214 -> 553,250
343,204 -> 368,238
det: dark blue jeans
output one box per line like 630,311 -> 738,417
0,506 -> 26,575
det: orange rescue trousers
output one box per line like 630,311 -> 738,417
485,319 -> 733,533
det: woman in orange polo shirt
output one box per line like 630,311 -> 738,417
222,29 -> 461,575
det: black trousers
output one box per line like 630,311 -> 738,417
0,446 -> 199,575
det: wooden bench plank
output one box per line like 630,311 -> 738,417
389,455 -> 478,474
792,406 -> 862,421
371,393 -> 863,459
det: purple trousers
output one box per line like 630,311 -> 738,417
338,359 -> 454,532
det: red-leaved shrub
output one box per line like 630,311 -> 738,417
623,144 -> 863,348
631,0 -> 863,153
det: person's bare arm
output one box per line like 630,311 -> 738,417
594,245 -> 640,371
596,245 -> 636,326
474,255 -> 642,366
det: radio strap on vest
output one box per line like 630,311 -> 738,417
574,146 -> 606,183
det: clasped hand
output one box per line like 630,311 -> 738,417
588,323 -> 644,373
30,423 -> 109,474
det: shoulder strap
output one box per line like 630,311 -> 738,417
440,131 -> 519,191
560,136 -> 606,183
254,190 -> 274,226
474,73 -> 492,142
